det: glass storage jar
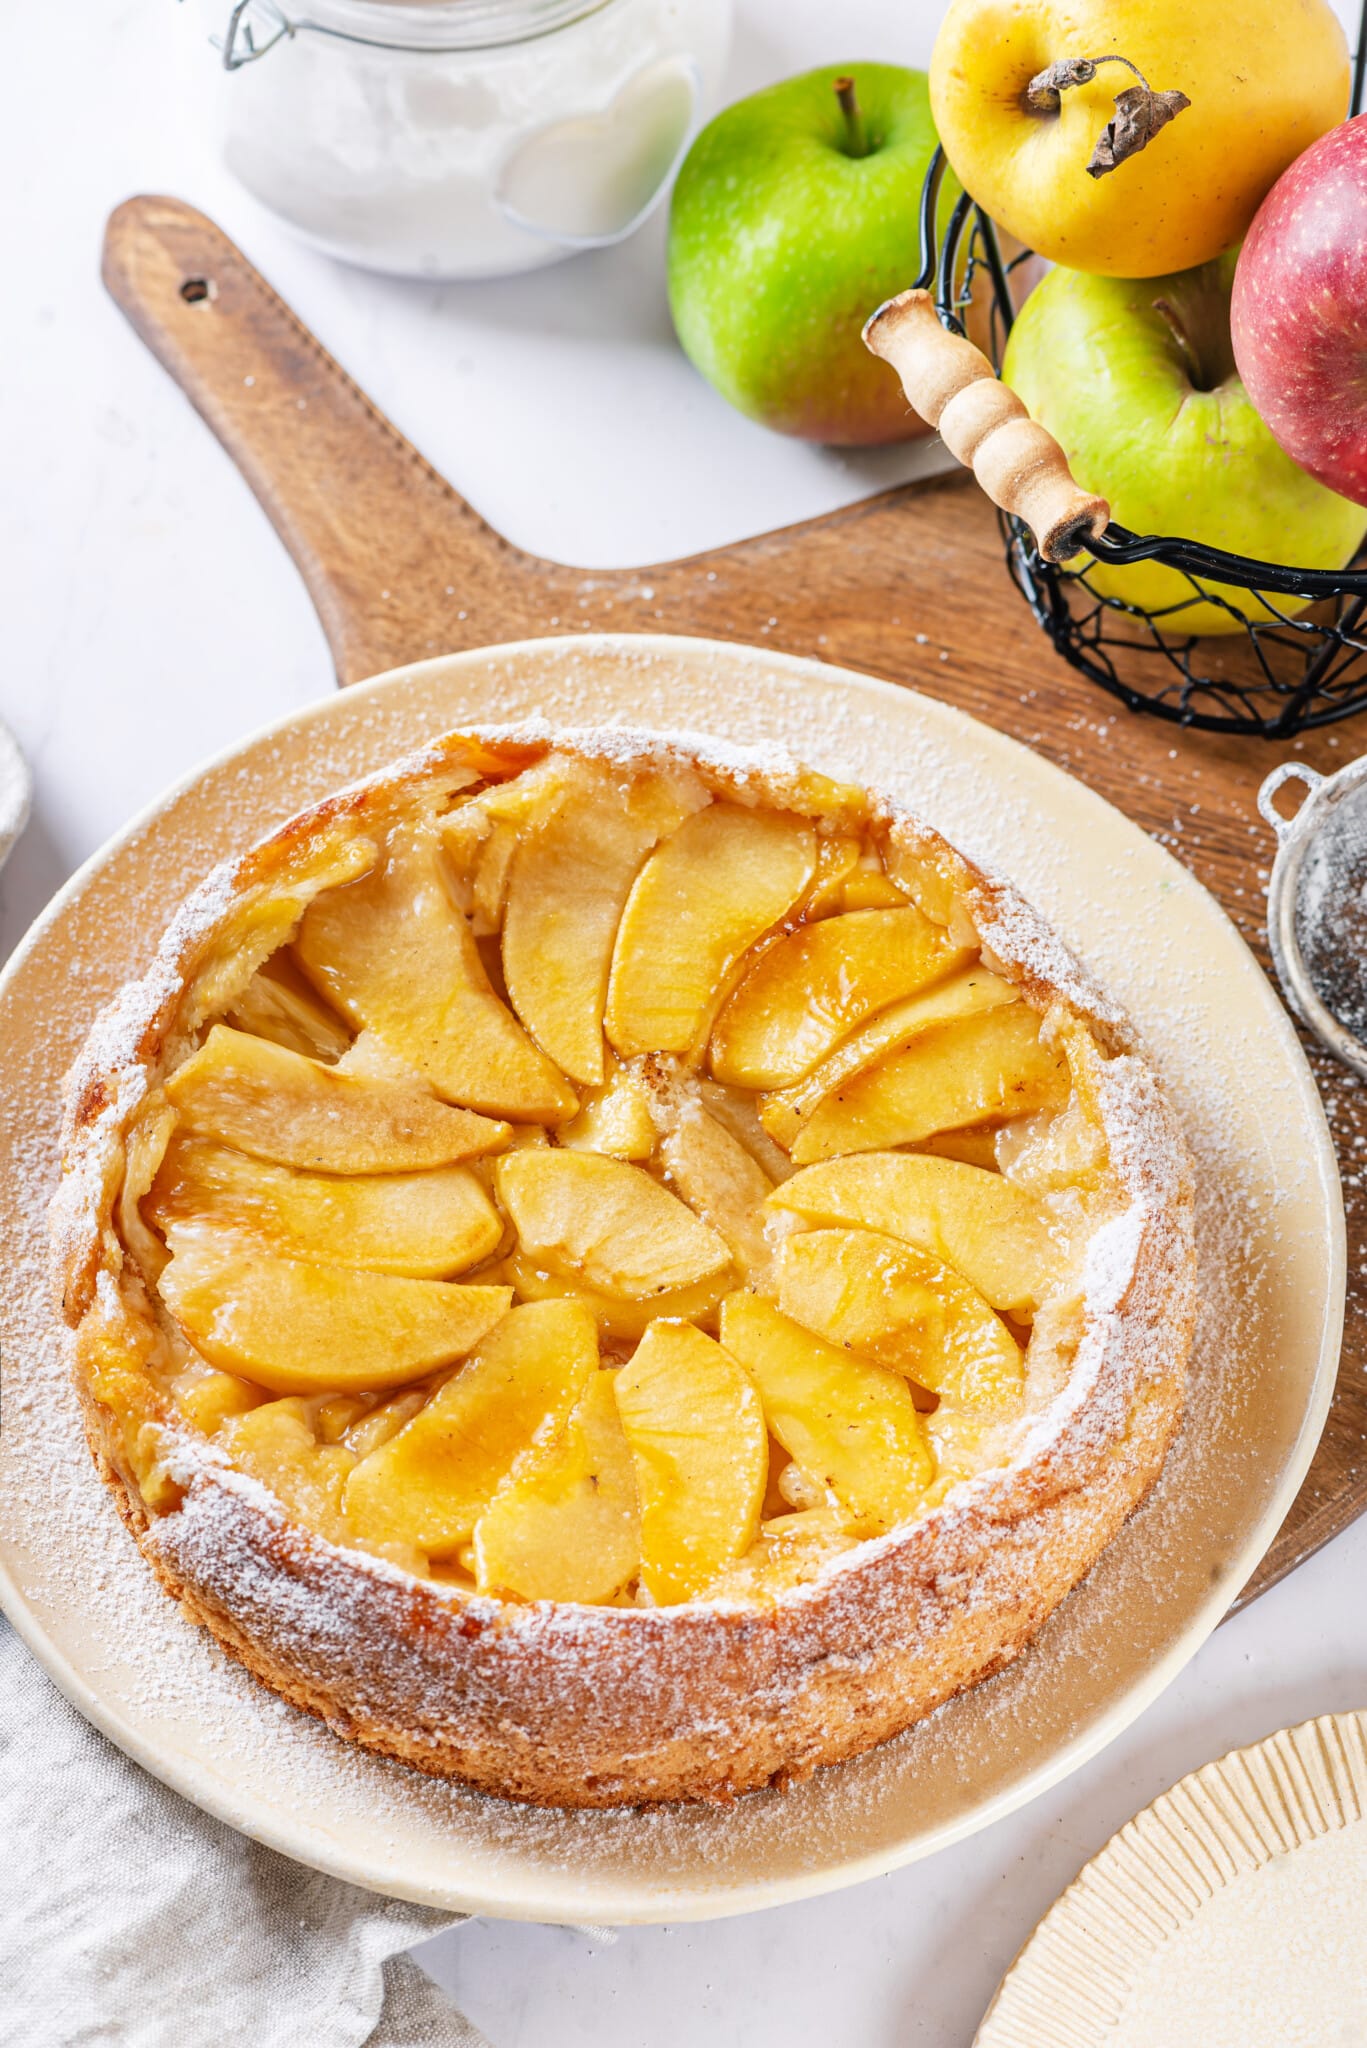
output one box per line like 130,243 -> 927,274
194,0 -> 732,278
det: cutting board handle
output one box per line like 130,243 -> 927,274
101,195 -> 523,684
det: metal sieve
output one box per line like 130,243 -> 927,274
1260,755 -> 1367,1081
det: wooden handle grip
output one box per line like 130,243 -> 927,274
864,288 -> 1109,564
101,195 -> 523,685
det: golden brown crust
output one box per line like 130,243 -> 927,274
52,725 -> 1196,1808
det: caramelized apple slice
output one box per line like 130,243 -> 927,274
790,1003 -> 1068,1164
499,1252 -> 727,1340
658,1107 -> 774,1286
614,1320 -> 767,1604
838,856 -> 908,912
473,1369 -> 641,1603
758,966 -> 1018,1150
343,1388 -> 429,1459
166,1025 -> 509,1174
995,1020 -> 1112,1196
707,1507 -> 862,1600
159,1225 -> 512,1394
227,955 -> 352,1062
147,1133 -> 503,1279
605,805 -> 816,1056
710,907 -> 970,1089
557,1057 -> 657,1160
502,765 -> 705,1085
803,833 -> 863,917
881,836 -> 965,928
220,1397 -> 356,1545
914,1126 -> 1003,1170
770,1153 -> 1061,1313
922,1405 -> 1015,1500
718,1293 -> 931,1530
776,1227 -> 1023,1412
495,1149 -> 730,1298
343,1299 -> 596,1557
170,1363 -> 264,1435
692,1076 -> 796,1185
442,757 -> 578,933
295,821 -> 577,1120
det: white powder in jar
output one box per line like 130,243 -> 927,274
194,0 -> 731,278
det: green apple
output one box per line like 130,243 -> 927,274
1001,255 -> 1367,636
667,64 -> 956,446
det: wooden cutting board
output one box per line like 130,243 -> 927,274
101,194 -> 1365,1611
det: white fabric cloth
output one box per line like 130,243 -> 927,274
0,1619 -> 487,2048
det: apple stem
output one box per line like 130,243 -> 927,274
833,75 -> 869,160
1024,54 -> 1190,178
1150,295 -> 1204,388
1150,293 -> 1232,392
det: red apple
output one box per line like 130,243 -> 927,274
1232,114 -> 1367,508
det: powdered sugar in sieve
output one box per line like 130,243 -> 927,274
1260,757 -> 1367,1080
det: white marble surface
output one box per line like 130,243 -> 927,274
6,0 -> 1366,2040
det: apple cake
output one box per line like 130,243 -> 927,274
53,725 -> 1195,1807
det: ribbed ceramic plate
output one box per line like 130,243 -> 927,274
0,637 -> 1344,1922
977,1709 -> 1367,2044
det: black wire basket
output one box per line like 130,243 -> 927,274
912,13 -> 1367,738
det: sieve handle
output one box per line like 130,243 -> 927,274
862,287 -> 1110,564
1258,762 -> 1325,843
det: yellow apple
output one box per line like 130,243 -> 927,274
930,0 -> 1348,277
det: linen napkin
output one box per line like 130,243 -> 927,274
0,1618 -> 487,2048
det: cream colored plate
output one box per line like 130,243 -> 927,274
0,637 -> 1343,1924
977,1709 -> 1367,2044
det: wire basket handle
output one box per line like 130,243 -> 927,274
864,287 -> 1109,565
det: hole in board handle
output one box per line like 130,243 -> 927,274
180,276 -> 216,306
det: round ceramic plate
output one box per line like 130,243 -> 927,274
0,636 -> 1343,1923
976,1709 -> 1367,2044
